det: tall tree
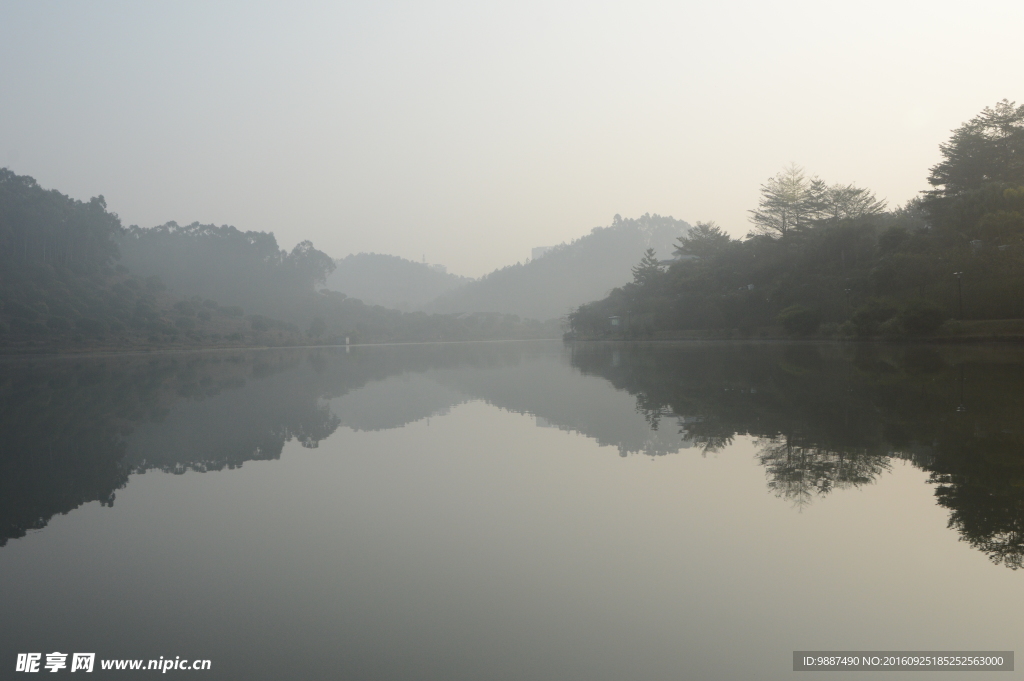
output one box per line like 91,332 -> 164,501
673,221 -> 733,259
750,165 -> 886,236
922,100 -> 1024,235
748,163 -> 817,237
631,248 -> 664,287
284,240 -> 336,290
809,182 -> 887,221
927,100 -> 1024,197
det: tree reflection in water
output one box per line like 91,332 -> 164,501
570,342 -> 1024,569
0,344 -> 524,546
3,341 -> 1024,570
755,439 -> 891,508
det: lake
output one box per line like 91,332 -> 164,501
1,341 -> 1021,679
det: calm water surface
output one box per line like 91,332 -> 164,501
1,341 -> 1023,680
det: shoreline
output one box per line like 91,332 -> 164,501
0,336 -> 566,359
565,318 -> 1024,344
6,320 -> 1024,358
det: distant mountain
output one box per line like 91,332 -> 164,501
0,170 -> 559,349
426,213 -> 691,320
324,253 -> 471,310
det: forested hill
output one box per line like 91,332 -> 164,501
0,170 -> 560,350
569,100 -> 1024,341
117,222 -> 336,321
324,253 -> 470,310
427,213 -> 691,320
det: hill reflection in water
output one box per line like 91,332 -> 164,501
571,342 -> 1024,569
2,341 -> 1024,569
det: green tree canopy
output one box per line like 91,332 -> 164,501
673,221 -> 733,259
923,100 -> 1024,237
927,100 -> 1024,197
0,168 -> 123,270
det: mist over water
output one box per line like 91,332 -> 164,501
2,341 -> 1022,679
2,3 -> 1022,677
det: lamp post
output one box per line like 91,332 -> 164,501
953,272 -> 963,319
844,288 -> 852,312
956,363 -> 967,413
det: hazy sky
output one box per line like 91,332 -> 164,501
1,1 -> 1021,277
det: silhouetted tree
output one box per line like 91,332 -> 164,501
923,100 -> 1024,236
631,248 -> 664,287
748,163 -> 817,237
673,221 -> 733,259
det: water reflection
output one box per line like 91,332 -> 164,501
570,342 -> 1024,569
755,440 -> 892,507
3,341 -> 1024,570
0,346 -> 502,544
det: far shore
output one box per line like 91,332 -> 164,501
566,318 -> 1024,344
0,336 -> 566,357
5,318 -> 1024,357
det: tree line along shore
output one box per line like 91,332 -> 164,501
2,100 -> 1022,352
568,100 -> 1024,343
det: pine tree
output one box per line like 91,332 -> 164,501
631,248 -> 664,287
750,164 -> 886,235
748,163 -> 816,237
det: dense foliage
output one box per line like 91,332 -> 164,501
0,169 -> 160,340
0,168 -> 122,270
924,99 -> 1024,233
570,101 -> 1024,339
118,222 -> 337,318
